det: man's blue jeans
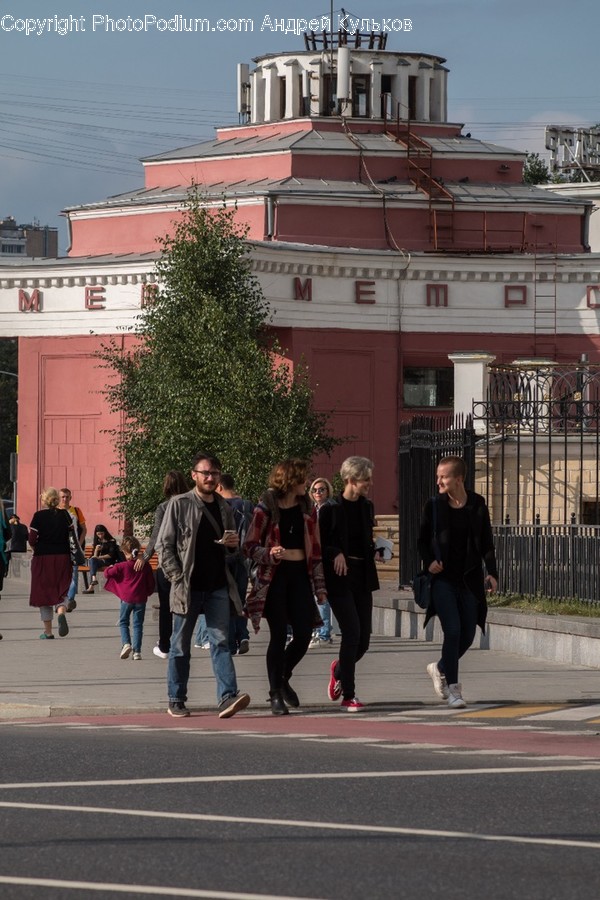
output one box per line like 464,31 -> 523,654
168,588 -> 238,705
66,564 -> 78,602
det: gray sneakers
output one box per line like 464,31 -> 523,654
218,691 -> 251,719
168,701 -> 190,717
447,683 -> 467,709
427,662 -> 449,699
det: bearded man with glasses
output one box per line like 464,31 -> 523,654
156,452 -> 251,719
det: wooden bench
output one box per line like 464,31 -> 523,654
77,545 -> 158,589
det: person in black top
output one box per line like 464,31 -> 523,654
28,487 -> 73,639
156,452 -> 251,720
418,455 -> 498,709
83,525 -> 120,593
8,515 -> 29,553
318,456 -> 380,711
243,459 -> 327,715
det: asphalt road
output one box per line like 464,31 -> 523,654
0,719 -> 599,900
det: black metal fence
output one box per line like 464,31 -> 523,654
493,523 -> 600,604
473,363 -> 600,526
398,386 -> 600,602
468,364 -> 600,601
398,414 -> 475,587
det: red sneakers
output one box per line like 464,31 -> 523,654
327,659 -> 342,701
341,697 -> 364,712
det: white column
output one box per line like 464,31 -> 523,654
284,60 -> 299,118
370,60 -> 383,120
448,352 -> 496,429
395,62 -> 410,120
309,60 -> 323,116
250,68 -> 264,124
430,65 -> 448,122
415,63 -> 432,121
263,64 -> 279,122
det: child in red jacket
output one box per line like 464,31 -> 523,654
104,536 -> 155,660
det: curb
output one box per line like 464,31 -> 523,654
373,591 -> 600,670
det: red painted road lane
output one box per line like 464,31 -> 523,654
5,712 -> 600,758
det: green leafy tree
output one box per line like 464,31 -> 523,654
0,338 -> 18,499
98,191 -> 339,520
523,152 -> 551,185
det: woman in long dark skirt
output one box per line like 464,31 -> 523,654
29,487 -> 73,639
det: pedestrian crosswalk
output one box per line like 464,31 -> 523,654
3,701 -> 600,727
379,702 -> 600,724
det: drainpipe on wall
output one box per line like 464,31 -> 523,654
582,202 -> 592,252
266,195 -> 275,240
63,213 -> 73,255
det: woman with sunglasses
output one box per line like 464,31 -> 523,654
308,477 -> 334,647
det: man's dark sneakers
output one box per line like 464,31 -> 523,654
66,599 -> 77,613
218,691 -> 251,719
167,701 -> 190,718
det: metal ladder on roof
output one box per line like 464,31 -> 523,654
383,97 -> 455,250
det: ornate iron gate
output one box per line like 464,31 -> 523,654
398,414 -> 476,587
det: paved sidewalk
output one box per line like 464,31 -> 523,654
1,573 -> 599,719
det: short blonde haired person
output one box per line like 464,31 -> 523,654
40,487 -> 60,509
340,456 -> 373,484
29,487 -> 72,639
308,476 -> 335,648
309,477 -> 334,509
317,456 -> 379,711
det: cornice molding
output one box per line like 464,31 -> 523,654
0,271 -> 157,290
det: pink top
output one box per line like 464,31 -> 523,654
103,558 -> 156,605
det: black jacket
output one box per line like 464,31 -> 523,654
318,494 -> 380,596
417,491 -> 498,631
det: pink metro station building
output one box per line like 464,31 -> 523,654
1,31 -> 599,530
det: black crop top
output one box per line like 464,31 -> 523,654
278,504 -> 305,550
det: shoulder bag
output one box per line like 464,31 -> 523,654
412,497 -> 440,610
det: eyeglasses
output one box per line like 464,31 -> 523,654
312,487 -> 327,494
193,469 -> 221,478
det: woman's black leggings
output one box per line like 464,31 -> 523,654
328,562 -> 373,700
263,560 -> 314,692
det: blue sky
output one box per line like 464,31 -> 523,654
1,0 -> 598,253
